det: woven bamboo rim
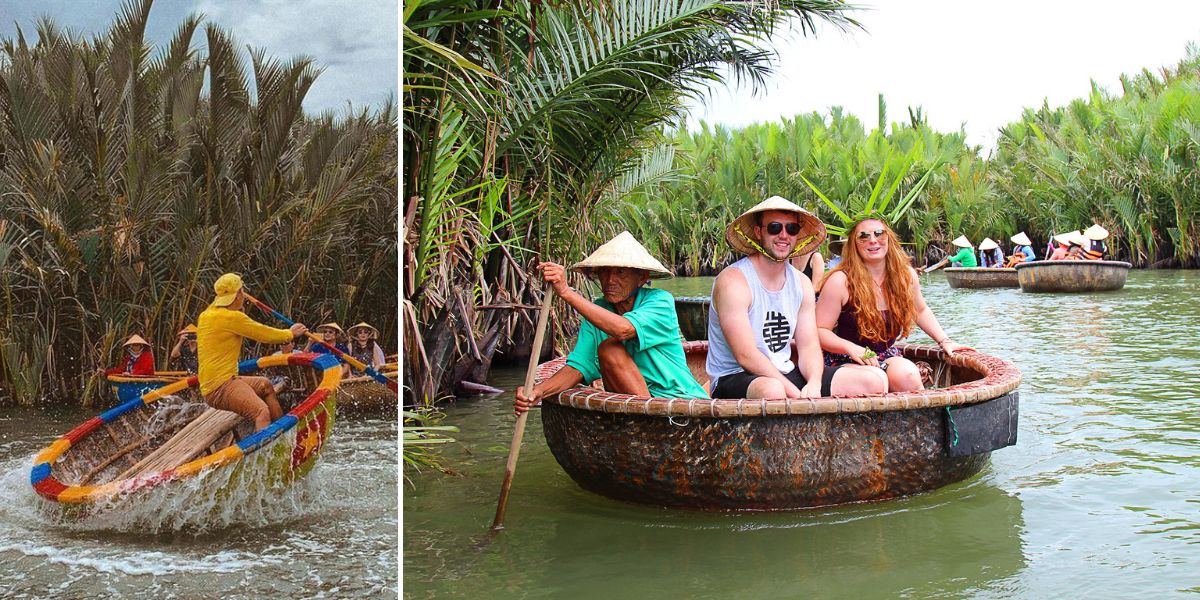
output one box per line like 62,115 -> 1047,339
538,341 -> 1021,418
1014,260 -> 1131,270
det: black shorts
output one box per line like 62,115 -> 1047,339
710,364 -> 842,399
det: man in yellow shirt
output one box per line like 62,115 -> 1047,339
198,273 -> 307,431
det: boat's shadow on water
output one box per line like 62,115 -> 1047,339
500,474 -> 1027,599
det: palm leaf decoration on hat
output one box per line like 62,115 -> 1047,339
797,148 -> 945,238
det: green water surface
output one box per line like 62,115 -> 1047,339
404,270 -> 1200,598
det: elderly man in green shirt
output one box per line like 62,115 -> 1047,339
514,232 -> 706,414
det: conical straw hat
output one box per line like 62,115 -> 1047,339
978,237 -> 999,251
725,196 -> 826,258
1070,231 -> 1089,246
123,334 -> 150,347
177,324 -> 197,335
570,231 -> 672,279
1010,232 -> 1032,246
1083,224 -> 1109,240
1054,230 -> 1082,246
951,235 -> 973,248
348,322 -> 379,338
317,322 -> 346,337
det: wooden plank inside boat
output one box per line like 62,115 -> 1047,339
118,408 -> 244,479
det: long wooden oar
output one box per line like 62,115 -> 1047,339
243,293 -> 399,393
491,286 -> 554,531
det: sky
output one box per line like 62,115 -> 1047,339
686,0 -> 1200,153
0,0 -> 397,115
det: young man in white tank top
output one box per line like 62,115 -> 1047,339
707,197 -> 887,399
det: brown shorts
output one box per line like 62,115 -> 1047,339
203,376 -> 275,416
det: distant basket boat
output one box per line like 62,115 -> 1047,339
943,267 -> 1019,289
1015,260 -> 1132,292
674,296 -> 710,341
106,372 -> 188,405
31,352 -> 341,508
339,364 -> 399,415
537,341 -> 1021,511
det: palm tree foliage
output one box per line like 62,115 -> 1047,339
0,0 -> 398,405
403,0 -> 859,404
613,107 -> 992,271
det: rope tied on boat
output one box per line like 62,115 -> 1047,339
668,416 -> 690,427
945,406 -> 960,447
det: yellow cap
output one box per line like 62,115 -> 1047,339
212,273 -> 243,307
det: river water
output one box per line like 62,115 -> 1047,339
404,269 -> 1200,598
0,408 -> 397,598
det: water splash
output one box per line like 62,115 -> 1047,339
19,431 -> 336,535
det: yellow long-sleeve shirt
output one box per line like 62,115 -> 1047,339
197,306 -> 294,396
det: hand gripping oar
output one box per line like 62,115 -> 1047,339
243,293 -> 399,392
491,286 -> 554,531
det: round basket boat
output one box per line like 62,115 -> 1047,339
1015,260 -> 1131,292
339,364 -> 399,416
31,352 -> 341,507
943,267 -> 1019,289
673,296 -> 710,341
537,341 -> 1021,511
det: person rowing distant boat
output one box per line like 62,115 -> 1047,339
926,235 -> 977,271
102,335 -> 156,376
197,273 -> 307,432
514,232 -> 706,415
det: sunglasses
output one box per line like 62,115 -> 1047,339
765,222 -> 802,236
857,228 -> 887,241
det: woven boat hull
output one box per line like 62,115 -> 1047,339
1015,260 -> 1131,292
339,371 -> 399,416
674,296 -> 710,341
944,267 -> 1019,289
538,342 -> 1020,510
31,353 -> 342,506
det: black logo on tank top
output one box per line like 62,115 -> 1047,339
762,311 -> 790,352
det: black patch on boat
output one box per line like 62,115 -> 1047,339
944,392 -> 1019,456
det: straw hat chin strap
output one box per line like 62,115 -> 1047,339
733,224 -> 813,262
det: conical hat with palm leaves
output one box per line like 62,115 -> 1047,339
978,237 -> 999,251
951,235 -> 973,248
725,196 -> 826,258
1010,232 -> 1032,246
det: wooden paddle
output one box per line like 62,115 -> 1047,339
491,286 -> 554,531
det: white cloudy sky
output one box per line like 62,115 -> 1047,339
0,0 -> 397,114
687,0 -> 1200,152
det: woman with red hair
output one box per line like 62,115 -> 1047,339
816,218 -> 973,393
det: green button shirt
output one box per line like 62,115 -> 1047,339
566,287 -> 708,398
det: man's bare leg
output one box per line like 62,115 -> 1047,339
597,337 -> 650,396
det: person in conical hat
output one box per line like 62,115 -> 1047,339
197,273 -> 308,432
704,197 -> 883,401
305,322 -> 352,377
1005,232 -> 1036,267
103,334 -> 156,376
169,324 -> 199,374
816,216 -> 974,394
347,322 -> 386,373
978,237 -> 1004,268
515,232 -> 706,415
1080,224 -> 1108,260
926,235 -> 977,271
1048,231 -> 1072,261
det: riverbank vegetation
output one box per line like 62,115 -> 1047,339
0,0 -> 397,405
617,48 -> 1200,272
403,0 -> 860,405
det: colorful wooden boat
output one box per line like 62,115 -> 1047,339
536,341 -> 1021,510
106,371 -> 188,405
1015,260 -> 1131,292
31,352 -> 341,507
943,267 -> 1019,289
674,296 -> 710,341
